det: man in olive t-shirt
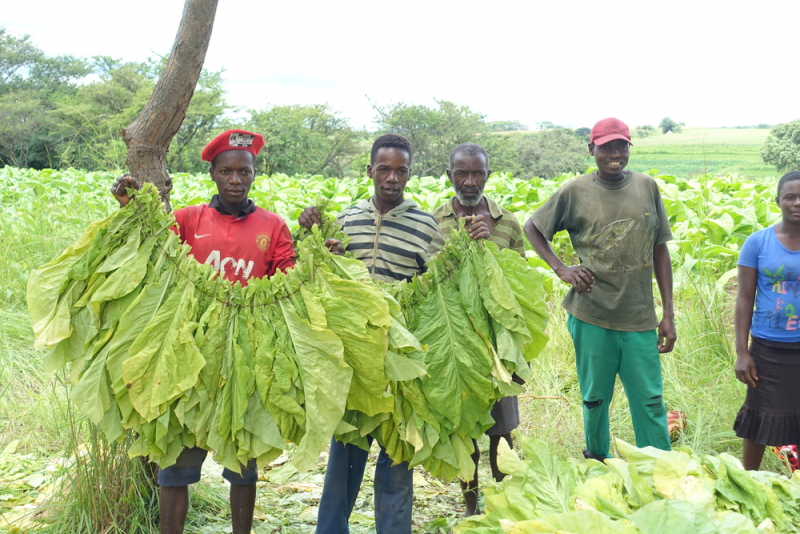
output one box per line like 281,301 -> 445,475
524,118 -> 676,460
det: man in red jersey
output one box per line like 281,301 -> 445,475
111,129 -> 294,534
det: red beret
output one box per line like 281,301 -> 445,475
201,129 -> 265,162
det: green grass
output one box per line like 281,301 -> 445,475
626,127 -> 775,179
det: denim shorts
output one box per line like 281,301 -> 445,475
157,447 -> 258,487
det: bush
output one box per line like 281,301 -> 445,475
635,125 -> 656,139
515,129 -> 588,179
761,119 -> 800,173
660,117 -> 682,134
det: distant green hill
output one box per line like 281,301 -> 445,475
625,127 -> 775,179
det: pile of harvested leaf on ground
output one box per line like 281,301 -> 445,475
456,437 -> 800,534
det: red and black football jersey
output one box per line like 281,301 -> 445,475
173,204 -> 294,286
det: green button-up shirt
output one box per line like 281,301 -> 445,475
431,196 -> 526,255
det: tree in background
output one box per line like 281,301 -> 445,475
373,99 -> 484,177
485,120 -> 528,132
0,91 -> 52,167
761,119 -> 800,173
660,117 -> 682,134
0,28 -> 42,85
478,133 -> 519,175
0,28 -> 91,167
0,26 -> 230,174
248,104 -> 362,177
54,57 -> 155,169
516,129 -> 587,179
574,127 -> 591,142
479,128 -> 587,179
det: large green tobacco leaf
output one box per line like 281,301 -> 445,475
716,513 -> 761,534
89,234 -> 158,322
409,274 -> 494,434
477,244 -> 529,340
27,217 -> 108,348
42,305 -> 96,372
572,472 -> 632,518
196,294 -> 233,398
32,279 -> 86,351
70,337 -> 114,423
259,305 -> 307,446
207,307 -> 256,471
615,438 -> 669,475
280,290 -> 351,471
605,459 -> 655,509
96,225 -> 142,273
511,509 -> 639,534
718,455 -> 786,529
122,274 -> 206,422
240,393 -> 285,463
494,248 -> 550,362
106,270 -> 177,403
384,349 -> 427,381
455,243 -> 514,388
517,438 -> 573,516
317,269 -> 393,416
631,500 -> 718,534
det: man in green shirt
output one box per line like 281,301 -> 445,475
431,142 -> 526,516
524,118 -> 676,461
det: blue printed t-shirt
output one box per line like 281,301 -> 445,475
738,226 -> 800,341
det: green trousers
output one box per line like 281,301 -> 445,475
567,314 -> 671,458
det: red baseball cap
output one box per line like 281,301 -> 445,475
201,129 -> 265,162
590,118 -> 633,146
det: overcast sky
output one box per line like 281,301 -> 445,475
4,0 -> 799,130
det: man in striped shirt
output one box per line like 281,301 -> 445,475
430,142 -> 526,517
298,134 -> 444,533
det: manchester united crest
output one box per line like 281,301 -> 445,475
255,233 -> 271,252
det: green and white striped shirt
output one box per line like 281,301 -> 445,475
431,196 -> 526,255
337,198 -> 445,283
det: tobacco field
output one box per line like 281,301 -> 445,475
0,166 -> 793,533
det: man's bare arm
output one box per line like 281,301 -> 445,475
523,218 -> 594,294
653,243 -> 676,353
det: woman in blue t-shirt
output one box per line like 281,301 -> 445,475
734,171 -> 800,470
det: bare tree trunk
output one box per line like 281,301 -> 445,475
121,0 -> 219,211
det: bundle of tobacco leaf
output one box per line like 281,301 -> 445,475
27,184 -> 548,481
